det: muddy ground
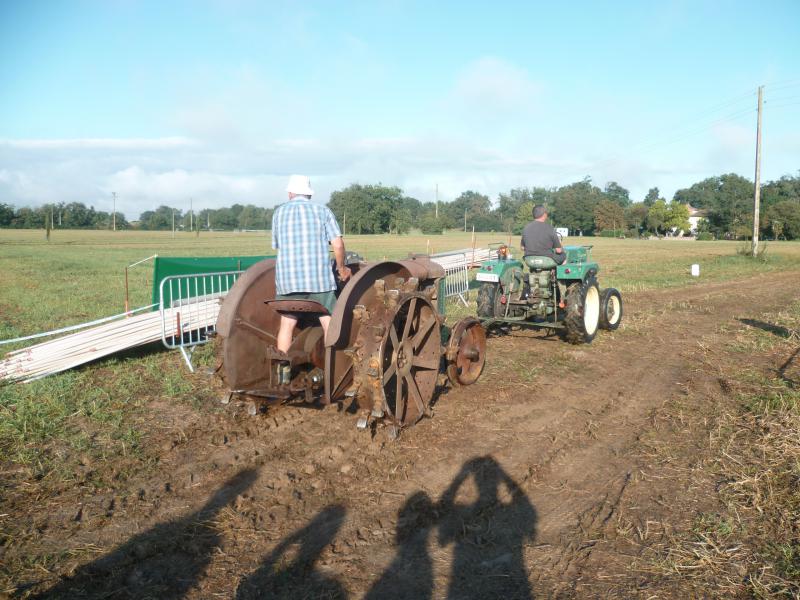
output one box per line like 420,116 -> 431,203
3,271 -> 799,599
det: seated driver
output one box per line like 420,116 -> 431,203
521,204 -> 566,265
272,175 -> 351,355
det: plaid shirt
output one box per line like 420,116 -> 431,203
271,198 -> 342,294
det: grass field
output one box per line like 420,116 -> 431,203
2,228 -> 798,481
3,228 -> 800,339
2,228 -> 800,597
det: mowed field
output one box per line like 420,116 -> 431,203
1,229 -> 799,598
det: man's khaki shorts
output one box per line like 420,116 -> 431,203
275,290 -> 337,314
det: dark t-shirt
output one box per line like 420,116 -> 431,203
521,220 -> 562,257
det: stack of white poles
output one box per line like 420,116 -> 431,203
430,247 -> 497,270
0,300 -> 220,383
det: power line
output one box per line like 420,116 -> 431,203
767,100 -> 800,110
564,106 -> 756,179
765,93 -> 800,103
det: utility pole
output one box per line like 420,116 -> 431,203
435,184 -> 439,219
112,192 -> 117,231
190,198 -> 193,232
752,85 -> 763,257
464,207 -> 467,232
172,208 -> 175,238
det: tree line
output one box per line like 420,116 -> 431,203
2,173 -> 798,239
0,202 -> 129,230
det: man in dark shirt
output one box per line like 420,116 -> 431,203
520,205 -> 566,264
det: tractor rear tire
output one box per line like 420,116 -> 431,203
477,283 -> 499,318
599,288 -> 623,331
563,276 -> 601,344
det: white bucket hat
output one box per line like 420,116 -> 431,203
286,174 -> 314,196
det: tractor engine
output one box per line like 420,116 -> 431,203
525,269 -> 556,318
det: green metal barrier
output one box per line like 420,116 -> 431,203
151,256 -> 273,308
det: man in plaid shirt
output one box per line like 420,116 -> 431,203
272,175 -> 351,353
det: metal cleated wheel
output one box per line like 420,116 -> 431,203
446,317 -> 487,386
378,293 -> 441,427
563,276 -> 601,344
599,288 -> 623,331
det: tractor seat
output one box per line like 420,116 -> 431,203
523,255 -> 558,270
264,299 -> 330,316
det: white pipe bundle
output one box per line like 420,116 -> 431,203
0,300 -> 220,383
430,247 -> 497,270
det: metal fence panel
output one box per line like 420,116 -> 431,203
159,271 -> 242,371
440,253 -> 470,307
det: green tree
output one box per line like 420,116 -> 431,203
604,181 -> 631,207
237,205 -> 263,230
593,199 -> 626,232
625,202 -> 649,233
212,207 -> 239,230
646,200 -> 670,234
514,201 -> 536,228
443,190 -> 492,230
673,174 -> 754,238
766,201 -> 800,240
550,178 -> 603,235
496,187 -> 551,232
0,203 -> 14,226
139,206 -> 180,230
328,184 -> 405,234
418,212 -> 447,234
761,174 -> 800,209
643,187 -> 660,207
665,202 -> 691,233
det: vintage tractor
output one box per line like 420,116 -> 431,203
475,243 -> 623,343
215,255 -> 486,433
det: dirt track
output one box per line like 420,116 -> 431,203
6,270 -> 800,599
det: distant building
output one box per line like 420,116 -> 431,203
687,205 -> 709,234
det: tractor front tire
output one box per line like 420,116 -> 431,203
599,288 -> 623,331
477,283 -> 499,318
564,276 -> 601,344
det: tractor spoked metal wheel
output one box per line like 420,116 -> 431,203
379,294 -> 441,426
564,276 -> 601,344
446,317 -> 486,386
599,288 -> 623,331
380,294 -> 441,427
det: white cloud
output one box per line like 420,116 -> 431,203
450,57 -> 541,117
1,137 -> 196,150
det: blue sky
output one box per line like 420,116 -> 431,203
1,0 -> 798,219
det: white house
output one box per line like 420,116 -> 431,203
687,205 -> 709,234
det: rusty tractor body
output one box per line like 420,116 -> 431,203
216,256 -> 485,431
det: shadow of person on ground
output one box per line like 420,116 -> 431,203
438,455 -> 537,600
779,346 -> 800,388
235,504 -> 347,600
33,468 -> 258,600
363,491 -> 436,600
739,318 -> 796,339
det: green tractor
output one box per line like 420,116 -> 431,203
475,243 -> 622,343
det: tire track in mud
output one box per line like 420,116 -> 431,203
439,270 -> 800,589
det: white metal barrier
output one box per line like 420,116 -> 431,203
159,271 -> 242,371
440,253 -> 470,307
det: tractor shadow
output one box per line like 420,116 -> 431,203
31,468 -> 258,600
